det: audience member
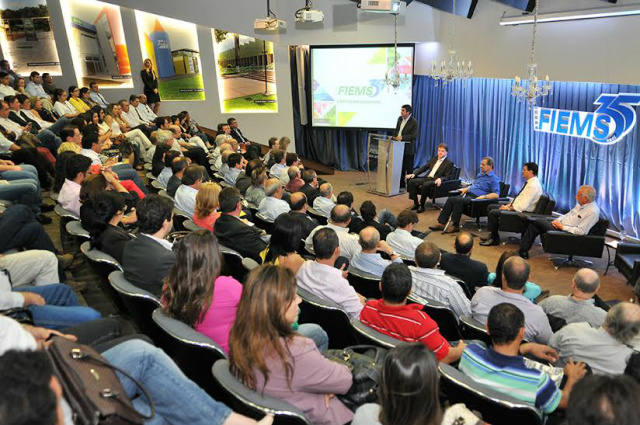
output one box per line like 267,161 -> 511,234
193,181 -> 222,232
167,156 -> 189,198
58,153 -> 91,215
52,88 -> 80,119
351,226 -> 402,277
305,205 -> 361,261
287,192 -> 319,240
410,241 -> 472,318
224,153 -> 244,185
354,200 -> 396,240
566,374 -> 640,425
245,166 -> 268,207
335,191 -> 363,233
313,182 -> 335,218
386,209 -> 425,258
279,152 -> 302,184
488,250 -> 542,302
89,81 -> 109,108
262,136 -> 279,165
459,303 -> 586,414
268,149 -> 287,178
360,263 -> 466,363
175,164 -> 205,216
285,166 -> 304,192
0,204 -> 58,254
0,71 -> 16,98
439,232 -> 489,294
260,214 -> 305,274
236,158 -> 261,195
471,256 -> 552,343
300,169 -> 320,206
158,149 -> 180,188
258,178 -> 291,221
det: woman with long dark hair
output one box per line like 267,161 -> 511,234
229,265 -> 350,425
352,343 -> 483,425
163,230 -> 242,354
260,214 -> 305,274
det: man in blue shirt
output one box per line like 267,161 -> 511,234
429,156 -> 501,234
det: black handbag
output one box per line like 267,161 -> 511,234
324,345 -> 387,411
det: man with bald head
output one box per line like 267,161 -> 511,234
312,182 -> 335,218
287,192 -> 318,239
472,256 -> 553,343
258,177 -> 290,221
350,226 -> 403,278
550,302 -> 640,375
519,185 -> 600,258
539,268 -> 607,328
305,204 -> 361,261
439,232 -> 489,294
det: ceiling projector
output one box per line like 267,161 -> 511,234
296,9 -> 325,23
358,0 -> 402,13
254,17 -> 287,30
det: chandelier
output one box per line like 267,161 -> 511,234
431,0 -> 473,85
511,0 -> 552,105
385,13 -> 411,91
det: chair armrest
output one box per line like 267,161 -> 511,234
449,190 -> 461,196
618,243 -> 640,255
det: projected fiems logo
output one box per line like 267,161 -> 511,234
337,80 -> 386,98
533,93 -> 640,145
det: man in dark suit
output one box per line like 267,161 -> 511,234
122,194 -> 175,297
227,117 -> 251,144
439,232 -> 488,296
299,169 -> 320,206
214,186 -> 267,263
406,143 -> 454,212
392,104 -> 419,189
287,192 -> 319,240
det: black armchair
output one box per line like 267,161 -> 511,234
460,182 -> 511,228
426,166 -> 462,207
614,243 -> 640,285
542,218 -> 610,269
499,192 -> 556,237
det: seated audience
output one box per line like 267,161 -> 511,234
287,192 -> 319,240
300,169 -> 320,206
410,241 -> 472,319
336,191 -> 363,233
229,265 -> 351,425
360,263 -> 466,364
214,187 -> 267,263
297,227 -> 365,318
439,232 -> 489,294
245,166 -> 268,207
193,181 -> 222,232
58,153 -> 91,215
52,88 -> 80,119
163,230 -> 242,354
285,166 -> 304,192
459,303 -> 586,414
80,169 -> 141,215
122,194 -> 175,297
539,268 -> 606,327
0,204 -> 58,254
566,374 -> 640,425
312,183 -> 335,218
354,200 -> 396,240
472,256 -> 552,343
386,209 -> 425,259
350,226 -> 403,278
488,250 -> 542,302
550,302 -> 640,375
262,136 -> 279,165
352,343 -> 481,425
268,149 -> 286,178
167,156 -> 189,198
260,214 -> 305,274
236,158 -> 262,195
224,152 -> 244,185
305,205 -> 361,261
258,177 -> 291,221
279,152 -> 303,184
158,149 -> 180,188
175,164 -> 205,216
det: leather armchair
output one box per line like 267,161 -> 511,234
499,192 -> 556,236
426,166 -> 462,206
542,218 -> 610,269
614,243 -> 640,285
461,181 -> 511,228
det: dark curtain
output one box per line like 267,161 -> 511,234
412,76 -> 640,237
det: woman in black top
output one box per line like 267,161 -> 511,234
140,58 -> 160,114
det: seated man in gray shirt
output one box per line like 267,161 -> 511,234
539,268 -> 607,328
471,256 -> 552,344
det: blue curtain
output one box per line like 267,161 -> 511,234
412,76 -> 640,238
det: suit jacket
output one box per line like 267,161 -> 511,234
235,172 -> 251,195
392,115 -> 418,155
167,175 -> 181,198
95,225 -> 134,265
122,235 -> 175,297
230,128 -> 248,144
299,183 -> 320,206
354,218 -> 391,241
439,252 -> 488,295
9,111 -> 40,133
413,156 -> 454,180
214,214 -> 267,263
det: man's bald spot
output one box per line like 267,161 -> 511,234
290,192 -> 306,209
359,226 -> 380,251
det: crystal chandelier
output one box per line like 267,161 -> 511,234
511,0 -> 552,105
385,13 -> 411,91
431,0 -> 473,85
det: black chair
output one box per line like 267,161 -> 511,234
252,212 -> 274,233
80,241 -> 126,313
347,267 -> 381,299
152,308 -> 227,398
150,180 -> 164,192
158,189 -> 173,200
297,287 -> 358,349
172,207 -> 191,232
498,192 -> 556,238
542,218 -> 610,269
426,166 -> 462,207
307,207 -> 328,226
66,220 -> 90,240
459,315 -> 492,347
220,245 -> 250,283
408,294 -> 463,341
461,182 -> 511,228
183,219 -> 207,232
54,204 -> 80,253
439,363 -> 543,425
350,317 -> 399,348
212,360 -> 313,425
108,271 -> 162,341
614,243 -> 640,285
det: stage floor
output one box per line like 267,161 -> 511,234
330,170 -> 633,302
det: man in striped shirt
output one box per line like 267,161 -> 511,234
459,303 -> 587,415
359,263 -> 467,364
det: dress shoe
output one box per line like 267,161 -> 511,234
40,203 -> 55,212
410,204 -> 419,211
443,225 -> 460,234
417,205 -> 425,213
518,250 -> 529,259
37,214 -> 52,225
429,223 -> 446,231
480,239 -> 500,247
57,254 -> 74,270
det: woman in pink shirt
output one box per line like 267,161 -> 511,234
193,181 -> 222,231
229,265 -> 353,425
162,230 -> 242,354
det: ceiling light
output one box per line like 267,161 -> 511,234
500,3 -> 640,25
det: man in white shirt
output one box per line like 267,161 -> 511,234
137,94 -> 157,122
481,162 -> 543,246
89,82 -> 109,109
350,227 -> 403,278
223,153 -> 244,186
410,241 -> 472,319
312,183 -> 335,218
57,154 -> 92,216
297,227 -> 365,318
386,209 -> 426,259
174,165 -> 204,216
25,72 -> 50,100
305,205 -> 361,261
258,178 -> 291,221
269,149 -> 287,178
119,99 -> 152,137
519,185 -> 600,258
0,72 -> 16,98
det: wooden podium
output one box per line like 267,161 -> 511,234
367,133 -> 406,197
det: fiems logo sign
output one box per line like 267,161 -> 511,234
533,93 -> 640,145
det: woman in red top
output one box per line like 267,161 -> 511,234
193,181 -> 222,231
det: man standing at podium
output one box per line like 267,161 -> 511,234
392,104 -> 418,189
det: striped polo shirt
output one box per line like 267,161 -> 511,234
360,300 -> 450,361
458,343 -> 562,414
